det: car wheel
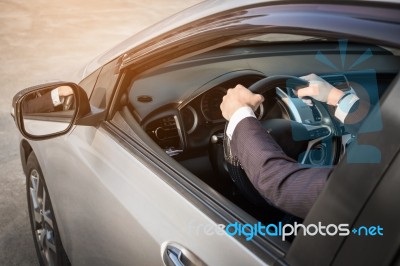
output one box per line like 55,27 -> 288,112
26,152 -> 70,266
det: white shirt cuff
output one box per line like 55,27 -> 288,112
226,106 -> 256,140
335,93 -> 359,123
51,88 -> 62,106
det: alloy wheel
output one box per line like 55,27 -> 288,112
29,168 -> 57,266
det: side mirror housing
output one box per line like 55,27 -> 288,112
12,82 -> 90,140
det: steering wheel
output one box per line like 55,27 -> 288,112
223,75 -> 338,205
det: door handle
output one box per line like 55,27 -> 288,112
161,242 -> 206,266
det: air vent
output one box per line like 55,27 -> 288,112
146,116 -> 180,149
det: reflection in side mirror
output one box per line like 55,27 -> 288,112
21,85 -> 76,137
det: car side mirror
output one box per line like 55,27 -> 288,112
12,82 -> 90,140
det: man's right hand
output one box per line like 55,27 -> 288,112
220,84 -> 264,121
298,73 -> 344,106
57,86 -> 74,97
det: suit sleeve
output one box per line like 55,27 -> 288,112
22,92 -> 55,113
231,117 -> 332,218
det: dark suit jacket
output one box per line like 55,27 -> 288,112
231,117 -> 332,219
22,92 -> 55,114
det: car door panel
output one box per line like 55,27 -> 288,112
331,76 -> 400,266
286,75 -> 400,265
332,152 -> 400,266
34,124 -> 270,265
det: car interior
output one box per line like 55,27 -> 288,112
114,33 -> 400,234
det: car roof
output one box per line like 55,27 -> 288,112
78,0 -> 400,81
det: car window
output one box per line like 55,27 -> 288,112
115,31 -> 400,235
112,15 -> 400,251
128,35 -> 400,120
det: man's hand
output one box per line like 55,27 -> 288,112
220,84 -> 264,121
298,73 -> 344,106
57,86 -> 74,97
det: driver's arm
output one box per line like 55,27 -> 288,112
22,86 -> 73,114
22,91 -> 55,113
221,84 -> 332,219
50,86 -> 74,107
230,116 -> 331,219
298,74 -> 369,124
220,75 -> 366,218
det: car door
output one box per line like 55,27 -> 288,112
37,60 -> 281,266
332,152 -> 400,265
43,106 -> 274,266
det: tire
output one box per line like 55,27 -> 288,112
26,152 -> 70,266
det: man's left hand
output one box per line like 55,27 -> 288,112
220,84 -> 264,121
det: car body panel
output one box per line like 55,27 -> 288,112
32,123 -> 270,265
333,151 -> 400,265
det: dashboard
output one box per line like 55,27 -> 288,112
130,42 -> 399,163
140,70 -> 392,166
142,73 -> 267,155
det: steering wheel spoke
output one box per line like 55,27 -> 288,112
299,124 -> 332,164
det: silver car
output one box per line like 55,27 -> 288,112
11,0 -> 400,265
